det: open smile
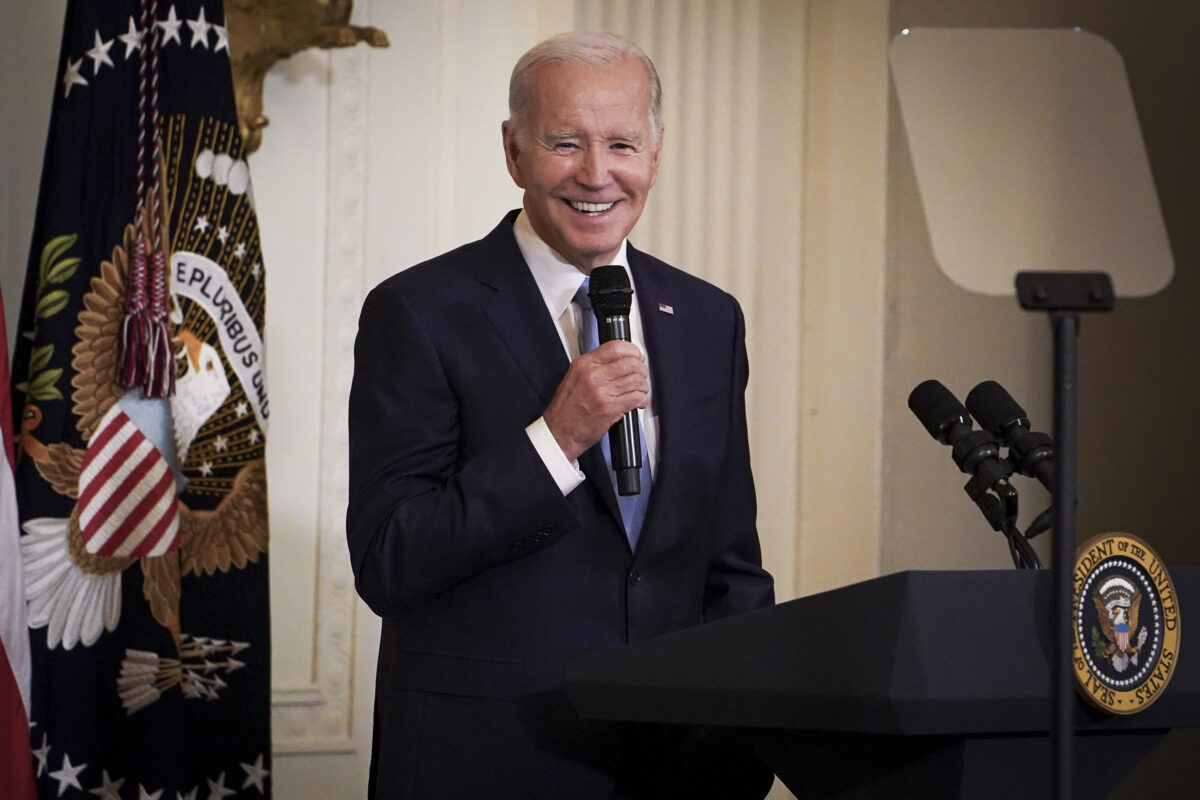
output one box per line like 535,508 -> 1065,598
566,199 -> 617,216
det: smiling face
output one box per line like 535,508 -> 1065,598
503,58 -> 662,272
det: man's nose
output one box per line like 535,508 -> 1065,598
577,145 -> 612,187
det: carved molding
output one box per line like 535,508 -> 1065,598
270,41 -> 368,756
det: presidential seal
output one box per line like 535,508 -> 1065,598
1073,532 -> 1180,714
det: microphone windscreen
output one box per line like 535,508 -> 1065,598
908,379 -> 970,443
589,265 -> 633,316
966,380 -> 1029,437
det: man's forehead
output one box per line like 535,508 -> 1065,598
530,58 -> 651,96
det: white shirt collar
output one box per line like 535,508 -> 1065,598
512,210 -> 632,322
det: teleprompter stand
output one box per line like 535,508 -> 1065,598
1016,271 -> 1114,799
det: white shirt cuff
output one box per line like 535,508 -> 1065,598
526,416 -> 585,496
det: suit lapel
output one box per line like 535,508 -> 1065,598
628,247 -> 686,551
473,213 -> 624,530
474,213 -> 570,409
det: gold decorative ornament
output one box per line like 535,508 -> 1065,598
225,0 -> 389,153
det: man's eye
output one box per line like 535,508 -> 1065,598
554,142 -> 579,152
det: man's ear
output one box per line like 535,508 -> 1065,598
648,125 -> 664,188
501,120 -> 525,188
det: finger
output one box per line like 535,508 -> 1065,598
586,340 -> 644,364
586,353 -> 649,381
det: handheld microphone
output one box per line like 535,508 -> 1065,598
588,265 -> 642,496
907,379 -> 1013,494
965,380 -> 1054,493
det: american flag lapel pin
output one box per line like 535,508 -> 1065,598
658,302 -> 674,315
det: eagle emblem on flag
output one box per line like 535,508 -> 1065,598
20,219 -> 268,711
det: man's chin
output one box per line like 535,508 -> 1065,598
563,242 -> 624,269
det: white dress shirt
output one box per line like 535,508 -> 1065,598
513,211 -> 659,496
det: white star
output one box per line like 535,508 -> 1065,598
62,57 -> 88,98
234,401 -> 248,417
250,261 -> 262,280
213,434 -> 228,453
139,784 -> 164,800
213,25 -> 229,53
247,428 -> 261,446
205,771 -> 236,799
240,754 -> 270,793
176,789 -> 198,800
119,17 -> 143,58
86,30 -> 115,74
233,242 -> 247,260
49,753 -> 88,796
194,216 -> 211,233
187,7 -> 211,49
216,226 -> 229,244
199,461 -> 213,477
89,769 -> 125,800
32,732 -> 51,776
157,6 -> 183,46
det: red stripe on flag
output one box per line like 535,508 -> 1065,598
0,639 -> 35,800
78,408 -> 180,557
78,423 -> 147,515
81,409 -> 126,456
101,467 -> 179,557
84,439 -> 160,533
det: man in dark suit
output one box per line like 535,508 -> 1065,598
347,31 -> 774,799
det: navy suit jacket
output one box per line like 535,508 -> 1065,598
347,211 -> 774,798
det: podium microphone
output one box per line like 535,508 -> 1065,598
965,380 -> 1054,494
588,265 -> 643,496
907,379 -> 1013,494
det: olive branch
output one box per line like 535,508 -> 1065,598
23,233 -> 81,402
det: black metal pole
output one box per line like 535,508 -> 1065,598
1050,311 -> 1078,800
1016,271 -> 1113,800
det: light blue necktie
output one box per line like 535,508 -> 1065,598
573,278 -> 652,549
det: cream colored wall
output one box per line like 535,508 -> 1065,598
797,0 -> 890,593
0,0 -> 1046,797
8,0 -> 1200,797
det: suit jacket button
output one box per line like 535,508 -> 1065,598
627,569 -> 641,586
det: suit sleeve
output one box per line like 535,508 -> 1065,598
346,282 -> 578,617
703,296 -> 774,621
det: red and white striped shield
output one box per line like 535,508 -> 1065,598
77,403 -> 180,557
1115,623 -> 1130,653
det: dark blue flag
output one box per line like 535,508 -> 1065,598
10,1 -> 272,797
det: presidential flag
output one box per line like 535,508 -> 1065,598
10,2 -> 271,797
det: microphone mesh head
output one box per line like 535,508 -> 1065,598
588,265 -> 633,316
965,380 -> 1029,436
908,379 -> 970,443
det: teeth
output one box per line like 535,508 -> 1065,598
569,200 -> 615,214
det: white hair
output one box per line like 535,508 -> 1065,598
507,31 -> 663,146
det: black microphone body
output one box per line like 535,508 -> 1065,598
908,379 -> 1013,493
588,265 -> 642,496
966,380 -> 1054,493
